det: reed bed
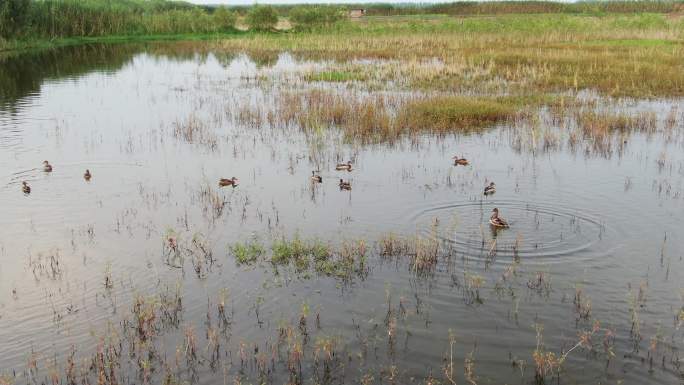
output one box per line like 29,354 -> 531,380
0,0 -> 237,42
398,96 -> 519,131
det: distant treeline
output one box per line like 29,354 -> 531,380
353,1 -> 683,16
1,0 -> 682,42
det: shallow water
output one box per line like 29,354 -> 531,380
0,43 -> 683,385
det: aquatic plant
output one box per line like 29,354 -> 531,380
397,96 -> 517,132
231,239 -> 265,265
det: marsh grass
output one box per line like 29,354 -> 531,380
231,240 -> 265,265
218,13 -> 684,98
575,109 -> 657,155
247,89 -> 563,142
398,96 -> 528,132
577,110 -> 657,134
401,96 -> 512,129
305,70 -> 367,82
277,90 -> 396,142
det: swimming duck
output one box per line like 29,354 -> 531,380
336,161 -> 353,171
489,208 -> 509,228
339,179 -> 352,191
452,156 -> 469,166
219,177 -> 238,187
43,160 -> 53,172
22,181 -> 31,194
311,171 -> 322,183
484,182 -> 496,195
84,169 -> 92,181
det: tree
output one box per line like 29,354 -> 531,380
288,6 -> 344,31
246,5 -> 278,32
212,6 -> 236,32
0,0 -> 31,38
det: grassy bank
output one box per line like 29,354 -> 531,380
3,0 -> 684,51
0,31 -> 249,54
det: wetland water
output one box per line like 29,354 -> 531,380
0,43 -> 683,385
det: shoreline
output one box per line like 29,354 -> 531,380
0,31 -> 256,55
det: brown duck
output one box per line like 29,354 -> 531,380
219,177 -> 238,187
339,179 -> 351,191
489,208 -> 509,228
452,156 -> 469,166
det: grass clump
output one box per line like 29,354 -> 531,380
278,90 -> 395,143
229,235 -> 370,280
271,236 -> 330,272
577,110 -> 657,135
398,96 -> 518,132
230,240 -> 265,265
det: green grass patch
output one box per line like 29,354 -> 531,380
305,70 -> 366,82
230,240 -> 265,265
227,235 -> 368,280
271,236 -> 330,271
398,95 -> 557,132
583,38 -> 681,47
399,96 -> 520,131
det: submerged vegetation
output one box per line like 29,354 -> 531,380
5,219 -> 681,385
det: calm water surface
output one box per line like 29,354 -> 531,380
0,44 -> 683,384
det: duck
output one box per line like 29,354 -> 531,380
43,160 -> 53,172
311,171 -> 322,183
484,182 -> 496,195
489,208 -> 509,228
84,169 -> 92,181
339,179 -> 352,191
22,181 -> 31,194
219,177 -> 239,187
452,156 -> 469,166
335,161 -> 352,171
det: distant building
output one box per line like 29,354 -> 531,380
349,9 -> 366,18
